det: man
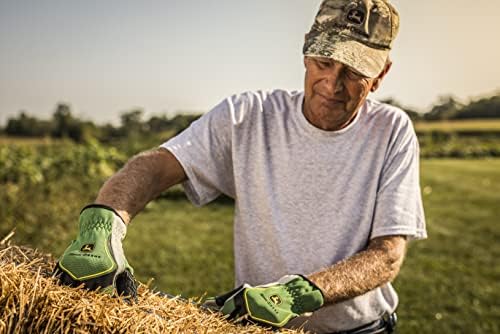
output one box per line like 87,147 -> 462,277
55,0 -> 426,333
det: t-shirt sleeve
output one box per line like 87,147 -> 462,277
160,98 -> 235,206
371,121 -> 427,241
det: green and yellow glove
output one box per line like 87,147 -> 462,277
206,275 -> 324,328
54,205 -> 137,298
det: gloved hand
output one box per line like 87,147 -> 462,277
206,275 -> 324,328
54,204 -> 137,299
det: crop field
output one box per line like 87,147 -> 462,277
0,136 -> 59,145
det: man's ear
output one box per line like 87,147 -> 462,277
370,59 -> 392,92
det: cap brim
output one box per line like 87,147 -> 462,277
303,33 -> 389,78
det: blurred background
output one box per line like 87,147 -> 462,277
0,1 -> 499,333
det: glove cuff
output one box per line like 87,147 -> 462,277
81,204 -> 126,225
297,274 -> 325,301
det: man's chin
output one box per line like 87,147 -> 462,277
307,110 -> 351,130
315,104 -> 347,118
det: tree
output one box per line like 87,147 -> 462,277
52,103 -> 74,138
5,111 -> 52,137
455,95 -> 500,119
51,103 -> 95,142
120,109 -> 145,135
424,96 -> 464,121
146,115 -> 171,133
379,97 -> 422,121
170,114 -> 201,134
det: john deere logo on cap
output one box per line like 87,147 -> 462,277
347,9 -> 365,25
81,244 -> 94,252
270,295 -> 282,305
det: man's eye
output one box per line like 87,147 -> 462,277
316,60 -> 331,68
346,69 -> 365,80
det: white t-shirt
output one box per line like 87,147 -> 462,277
162,89 -> 426,333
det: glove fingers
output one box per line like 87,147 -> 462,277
54,262 -> 116,292
83,271 -> 115,293
53,263 -> 82,288
230,298 -> 248,322
222,290 -> 248,321
215,285 -> 245,307
116,269 -> 138,302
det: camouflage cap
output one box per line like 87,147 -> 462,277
303,0 -> 399,78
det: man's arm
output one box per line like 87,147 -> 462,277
54,148 -> 186,292
307,235 -> 407,305
209,236 -> 406,326
95,148 -> 187,224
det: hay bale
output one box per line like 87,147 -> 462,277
0,243 -> 303,333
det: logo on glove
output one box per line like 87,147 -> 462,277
81,244 -> 95,252
270,295 -> 282,305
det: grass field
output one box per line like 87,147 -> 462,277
396,160 -> 499,333
415,119 -> 500,133
125,199 -> 235,296
1,134 -> 498,333
118,159 -> 500,334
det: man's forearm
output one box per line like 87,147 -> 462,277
308,235 -> 406,305
95,148 -> 186,224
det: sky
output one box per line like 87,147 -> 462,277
1,0 -> 499,125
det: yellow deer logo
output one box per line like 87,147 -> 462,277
81,244 -> 94,252
270,295 -> 282,305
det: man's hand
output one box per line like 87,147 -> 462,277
206,275 -> 324,328
54,205 -> 137,298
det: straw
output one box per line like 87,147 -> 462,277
0,242 -> 304,333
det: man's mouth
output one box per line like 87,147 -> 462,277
317,93 -> 345,105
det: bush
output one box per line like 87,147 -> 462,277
0,141 -> 126,250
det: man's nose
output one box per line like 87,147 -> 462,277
323,63 -> 344,95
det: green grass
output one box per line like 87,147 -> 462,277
125,199 -> 235,297
120,160 -> 500,333
394,159 -> 500,333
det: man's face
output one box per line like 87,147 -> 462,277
303,56 -> 390,131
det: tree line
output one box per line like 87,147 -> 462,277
1,104 -> 200,144
2,91 -> 500,142
382,92 -> 500,121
